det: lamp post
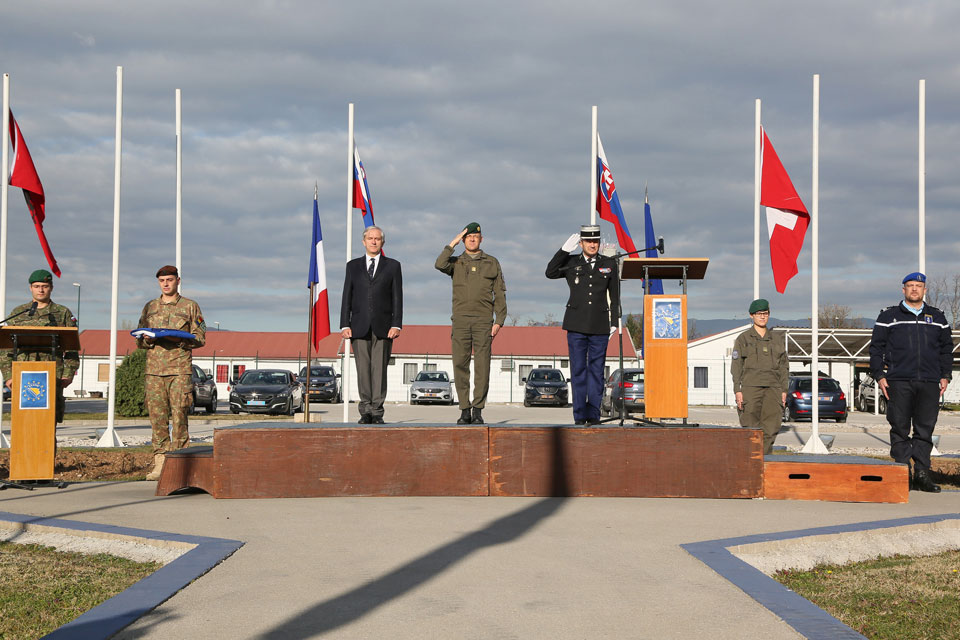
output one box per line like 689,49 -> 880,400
72,282 -> 81,328
215,321 -> 220,331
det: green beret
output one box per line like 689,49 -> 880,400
464,222 -> 481,235
748,298 -> 769,314
29,269 -> 53,284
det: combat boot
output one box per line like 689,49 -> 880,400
913,468 -> 941,493
145,454 -> 165,481
457,409 -> 472,425
471,408 -> 484,424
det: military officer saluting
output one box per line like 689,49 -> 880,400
435,222 -> 507,425
546,225 -> 619,425
731,298 -> 788,454
0,269 -> 79,424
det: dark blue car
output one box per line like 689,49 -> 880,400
783,375 -> 847,422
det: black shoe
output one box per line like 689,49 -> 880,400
574,419 -> 587,425
584,418 -> 600,426
471,408 -> 484,424
457,409 -> 472,425
913,469 -> 941,493
358,414 -> 372,424
373,416 -> 385,424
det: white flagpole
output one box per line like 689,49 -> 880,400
342,103 -> 354,423
590,106 -> 598,225
754,99 -> 761,300
175,88 -> 182,281
98,66 -> 125,447
802,73 -> 828,454
918,79 -> 925,276
1,73 -> 10,317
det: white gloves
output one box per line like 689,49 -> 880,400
561,232 -> 580,252
609,326 -> 618,337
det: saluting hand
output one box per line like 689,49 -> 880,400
561,232 -> 580,252
449,228 -> 469,248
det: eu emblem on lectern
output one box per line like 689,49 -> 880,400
652,299 -> 683,339
20,371 -> 50,410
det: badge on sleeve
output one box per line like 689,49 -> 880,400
924,314 -> 933,323
731,350 -> 739,359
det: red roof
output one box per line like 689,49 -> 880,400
78,325 -> 638,359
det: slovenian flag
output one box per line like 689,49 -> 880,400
760,126 -> 809,294
8,110 -> 60,277
352,144 -> 375,228
308,190 -> 331,348
596,135 -> 638,256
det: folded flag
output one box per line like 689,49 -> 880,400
130,328 -> 196,340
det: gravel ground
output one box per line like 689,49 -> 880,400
0,523 -> 193,564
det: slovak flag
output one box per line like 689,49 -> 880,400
760,127 -> 809,293
352,144 -> 375,228
596,135 -> 638,256
308,190 -> 331,349
7,110 -> 60,277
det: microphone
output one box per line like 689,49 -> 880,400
657,237 -> 665,254
27,301 -> 38,317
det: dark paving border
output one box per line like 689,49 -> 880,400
682,513 -> 960,640
0,510 -> 243,640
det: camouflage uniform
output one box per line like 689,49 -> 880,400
0,301 -> 78,423
137,295 -> 205,455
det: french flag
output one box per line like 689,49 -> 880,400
596,135 -> 638,256
760,126 -> 808,294
308,192 -> 331,349
352,144 -> 375,228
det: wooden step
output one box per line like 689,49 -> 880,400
763,454 -> 908,503
155,446 -> 215,496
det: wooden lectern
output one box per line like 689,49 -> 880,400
621,258 -> 709,422
0,326 -> 81,481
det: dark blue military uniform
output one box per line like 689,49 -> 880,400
546,248 -> 619,423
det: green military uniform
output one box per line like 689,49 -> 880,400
731,326 -> 788,454
435,244 -> 507,411
137,295 -> 205,455
0,301 -> 78,423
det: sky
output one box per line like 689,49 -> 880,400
2,1 -> 959,333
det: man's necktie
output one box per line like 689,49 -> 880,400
368,259 -> 375,279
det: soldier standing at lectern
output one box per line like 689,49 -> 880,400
546,225 -> 619,425
0,269 -> 78,424
731,298 -> 788,454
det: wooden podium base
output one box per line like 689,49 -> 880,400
9,361 -> 57,481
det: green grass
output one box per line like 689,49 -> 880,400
0,542 -> 161,639
776,551 -> 960,639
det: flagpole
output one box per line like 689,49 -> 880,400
98,66 -> 126,448
918,79 -> 925,276
802,73 -> 828,454
342,103 -> 355,423
1,73 -> 10,317
306,282 -> 313,423
175,88 -> 182,282
590,106 -> 598,225
754,99 -> 761,300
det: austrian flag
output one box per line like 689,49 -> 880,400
760,127 -> 808,293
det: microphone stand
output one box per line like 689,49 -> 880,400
597,242 -> 662,427
0,302 -> 38,326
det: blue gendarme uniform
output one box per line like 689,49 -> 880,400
546,249 -> 619,422
869,301 -> 953,472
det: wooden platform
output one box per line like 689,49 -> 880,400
152,425 -> 909,502
155,423 -> 763,499
763,454 -> 909,503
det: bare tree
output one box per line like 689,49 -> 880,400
926,273 -> 960,328
817,303 -> 864,328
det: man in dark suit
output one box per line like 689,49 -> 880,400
545,225 -> 619,425
340,226 -> 403,424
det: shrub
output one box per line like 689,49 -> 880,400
114,349 -> 147,417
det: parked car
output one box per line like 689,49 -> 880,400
298,365 -> 341,403
191,365 -> 217,414
523,368 -> 569,407
229,369 -> 304,415
601,368 -> 644,416
856,374 -> 886,414
410,370 -> 454,405
784,375 -> 847,422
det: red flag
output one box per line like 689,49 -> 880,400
760,127 -> 807,293
8,111 -> 60,277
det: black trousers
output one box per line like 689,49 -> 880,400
886,379 -> 941,472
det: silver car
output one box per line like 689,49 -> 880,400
410,371 -> 454,405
